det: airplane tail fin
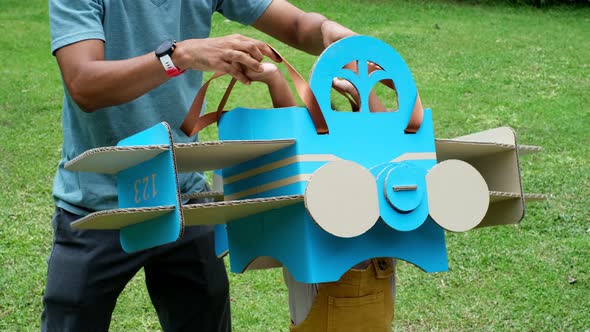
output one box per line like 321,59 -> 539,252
66,122 -> 184,253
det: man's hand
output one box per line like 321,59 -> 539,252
173,34 -> 280,85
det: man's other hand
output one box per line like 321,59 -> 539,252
173,35 -> 280,85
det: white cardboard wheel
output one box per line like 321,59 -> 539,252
426,159 -> 489,232
304,160 -> 380,238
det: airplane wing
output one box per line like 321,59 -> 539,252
70,195 -> 303,230
183,195 -> 303,226
65,139 -> 296,174
71,206 -> 176,230
64,122 -> 298,253
65,145 -> 169,174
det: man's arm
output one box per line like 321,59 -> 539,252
55,40 -> 167,112
252,0 -> 356,55
55,35 -> 280,112
56,0 -> 355,113
252,1 -> 387,112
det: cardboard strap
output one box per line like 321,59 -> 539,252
180,47 -> 424,137
181,45 -> 329,137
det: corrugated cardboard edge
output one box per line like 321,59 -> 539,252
182,194 -> 304,226
490,191 -> 548,203
164,122 -> 186,240
71,206 -> 175,230
65,139 -> 296,174
64,145 -> 169,174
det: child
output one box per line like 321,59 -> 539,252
244,62 -> 397,332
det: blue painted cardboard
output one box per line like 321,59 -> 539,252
117,122 -> 183,253
218,36 -> 448,283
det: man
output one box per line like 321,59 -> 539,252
45,0 -> 393,330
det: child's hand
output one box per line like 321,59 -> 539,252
332,78 -> 360,105
243,62 -> 282,84
332,78 -> 387,112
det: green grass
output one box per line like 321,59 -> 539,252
1,0 -> 589,331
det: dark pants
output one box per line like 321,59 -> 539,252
41,206 -> 231,332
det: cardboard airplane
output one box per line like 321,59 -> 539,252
64,36 -> 545,283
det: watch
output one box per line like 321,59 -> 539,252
155,39 -> 186,77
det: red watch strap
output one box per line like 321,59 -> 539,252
159,54 -> 185,77
166,67 -> 186,77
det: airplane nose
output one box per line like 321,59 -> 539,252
304,160 -> 380,238
371,162 -> 429,231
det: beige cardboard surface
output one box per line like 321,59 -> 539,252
71,206 -> 175,230
435,127 -> 541,161
224,154 -> 341,185
174,139 -> 295,172
183,195 -> 304,226
212,172 -> 224,192
304,160 -> 380,238
65,145 -> 169,174
472,153 -> 525,227
243,256 -> 283,271
435,139 -> 518,161
478,198 -> 524,227
452,126 -> 516,145
225,174 -> 312,201
471,149 -> 522,193
426,159 -> 490,232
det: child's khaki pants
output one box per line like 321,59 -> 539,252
288,258 -> 395,332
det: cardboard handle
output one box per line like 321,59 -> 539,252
180,45 -> 329,137
334,61 -> 423,133
367,62 -> 424,133
309,36 -> 424,134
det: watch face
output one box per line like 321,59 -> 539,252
155,39 -> 175,57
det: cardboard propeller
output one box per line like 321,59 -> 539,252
66,36 -> 545,283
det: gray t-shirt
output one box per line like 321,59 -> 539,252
49,0 -> 272,215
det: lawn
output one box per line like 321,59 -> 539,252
0,0 -> 588,331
